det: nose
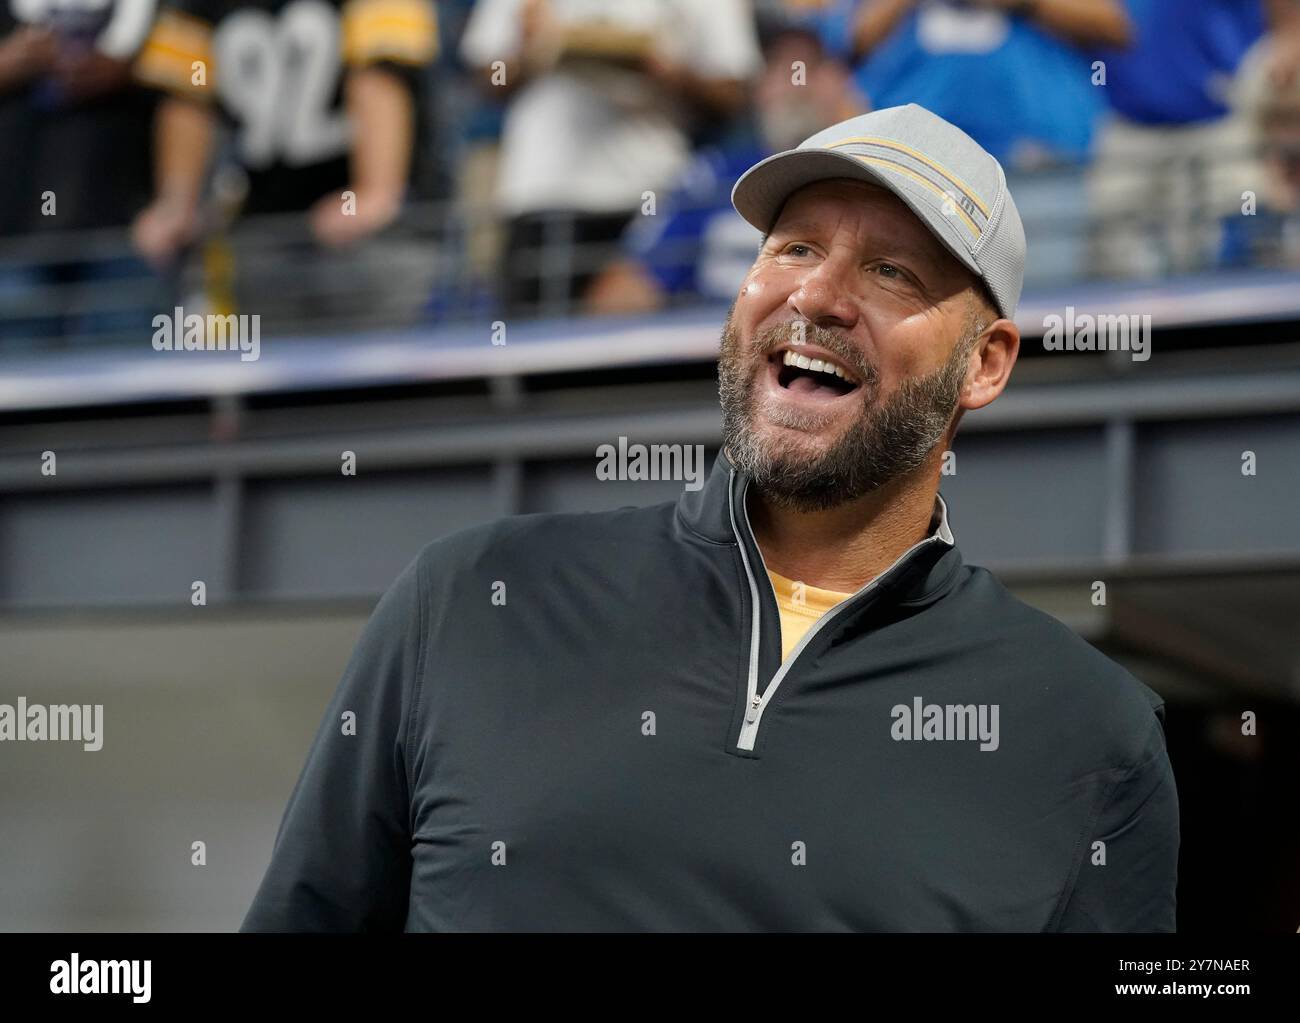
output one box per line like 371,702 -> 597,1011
786,255 -> 860,331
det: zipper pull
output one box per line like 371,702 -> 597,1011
745,694 -> 762,724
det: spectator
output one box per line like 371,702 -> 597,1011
130,0 -> 439,330
459,0 -> 763,318
1218,30 -> 1300,269
584,9 -> 867,315
848,0 -> 1129,167
0,0 -> 163,345
844,0 -> 1132,287
1086,0 -> 1287,278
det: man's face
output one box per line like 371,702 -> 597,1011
719,178 -> 989,511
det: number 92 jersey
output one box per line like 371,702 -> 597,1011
135,0 -> 437,215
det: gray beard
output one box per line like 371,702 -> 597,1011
718,311 -> 977,512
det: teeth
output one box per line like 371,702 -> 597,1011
781,349 -> 856,385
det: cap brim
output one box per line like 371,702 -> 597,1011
730,148 -> 983,282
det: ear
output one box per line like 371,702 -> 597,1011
958,315 -> 1020,414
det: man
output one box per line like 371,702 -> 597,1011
458,0 -> 762,316
1087,0 -> 1298,277
1219,28 -> 1300,267
583,6 -> 868,315
0,0 -> 159,239
0,0 -> 163,343
131,0 -> 436,254
129,0 -> 438,330
242,104 -> 1180,932
845,0 -> 1133,288
847,0 -> 1130,167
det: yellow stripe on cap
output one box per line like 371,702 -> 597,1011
848,154 -> 981,238
828,135 -> 990,216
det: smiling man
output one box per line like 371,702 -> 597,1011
242,105 -> 1179,933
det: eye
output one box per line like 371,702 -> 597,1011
874,262 -> 902,279
782,243 -> 814,257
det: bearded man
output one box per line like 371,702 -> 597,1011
242,105 -> 1179,933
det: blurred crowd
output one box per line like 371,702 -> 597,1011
2,0 -> 1300,346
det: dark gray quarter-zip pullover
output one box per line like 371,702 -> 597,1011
242,451 -> 1179,932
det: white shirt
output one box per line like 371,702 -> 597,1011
461,0 -> 762,215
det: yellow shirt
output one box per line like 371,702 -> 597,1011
766,569 -> 856,662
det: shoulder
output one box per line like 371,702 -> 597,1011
956,565 -> 1165,766
409,501 -> 678,576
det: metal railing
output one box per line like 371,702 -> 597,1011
1,145 -> 1298,352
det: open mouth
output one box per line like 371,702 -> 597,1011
769,349 -> 862,401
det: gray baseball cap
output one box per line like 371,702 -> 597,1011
731,103 -> 1026,320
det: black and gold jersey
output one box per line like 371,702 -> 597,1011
134,0 -> 437,214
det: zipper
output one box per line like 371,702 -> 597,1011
726,468 -> 948,753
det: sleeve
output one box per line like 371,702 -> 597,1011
1054,708 -> 1180,933
458,0 -> 522,69
623,188 -> 708,296
341,0 -> 439,69
240,551 -> 428,932
132,1 -> 215,100
97,0 -> 161,60
682,0 -> 762,80
811,0 -> 859,64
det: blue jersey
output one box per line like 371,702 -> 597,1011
624,144 -> 765,299
1100,0 -> 1266,125
853,3 -> 1103,165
